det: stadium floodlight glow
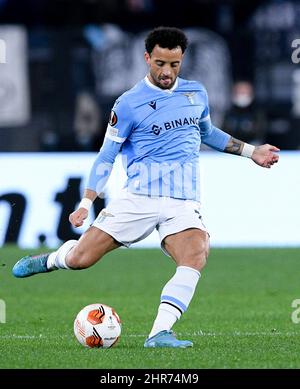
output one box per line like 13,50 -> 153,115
0,39 -> 6,63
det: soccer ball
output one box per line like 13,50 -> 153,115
74,303 -> 121,349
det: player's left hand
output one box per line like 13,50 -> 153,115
251,144 -> 280,168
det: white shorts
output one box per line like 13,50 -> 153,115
92,190 -> 208,255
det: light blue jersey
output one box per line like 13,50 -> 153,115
87,76 -> 230,201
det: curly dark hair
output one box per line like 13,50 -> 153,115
145,26 -> 188,54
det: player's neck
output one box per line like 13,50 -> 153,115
145,75 -> 178,92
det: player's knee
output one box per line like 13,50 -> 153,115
194,252 -> 208,271
190,240 -> 209,271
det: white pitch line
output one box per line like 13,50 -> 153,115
128,331 -> 300,337
0,331 -> 299,340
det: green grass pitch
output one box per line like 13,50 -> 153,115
0,246 -> 300,369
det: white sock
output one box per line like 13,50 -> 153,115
46,240 -> 78,270
148,266 -> 200,339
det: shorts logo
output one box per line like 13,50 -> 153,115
97,209 -> 115,224
100,210 -> 114,217
194,209 -> 202,219
109,110 -> 118,126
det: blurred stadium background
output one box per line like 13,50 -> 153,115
1,0 -> 300,370
1,0 -> 300,249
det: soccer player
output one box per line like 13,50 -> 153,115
12,27 -> 279,348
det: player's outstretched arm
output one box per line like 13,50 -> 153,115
68,136 -> 125,228
225,137 -> 280,168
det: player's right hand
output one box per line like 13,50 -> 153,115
69,208 -> 89,227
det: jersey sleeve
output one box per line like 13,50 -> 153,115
199,87 -> 230,151
86,96 -> 134,194
86,139 -> 122,194
198,87 -> 211,136
105,95 -> 134,143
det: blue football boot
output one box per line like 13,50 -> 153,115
144,330 -> 193,348
12,253 -> 54,278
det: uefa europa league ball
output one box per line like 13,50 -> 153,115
74,303 -> 121,348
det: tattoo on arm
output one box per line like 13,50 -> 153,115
224,137 -> 244,155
